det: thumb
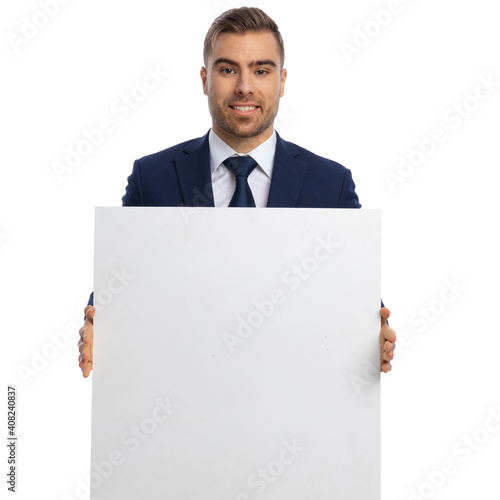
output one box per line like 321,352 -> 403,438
84,306 -> 96,323
381,307 -> 391,325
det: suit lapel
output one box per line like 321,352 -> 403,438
267,132 -> 307,207
173,130 -> 306,208
173,131 -> 215,207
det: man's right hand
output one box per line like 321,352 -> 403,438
78,305 -> 95,378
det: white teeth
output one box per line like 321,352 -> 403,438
233,106 -> 256,112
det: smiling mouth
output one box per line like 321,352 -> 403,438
229,105 -> 259,113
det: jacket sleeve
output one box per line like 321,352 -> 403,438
122,159 -> 145,207
338,168 -> 361,208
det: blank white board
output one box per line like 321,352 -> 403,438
91,207 -> 381,500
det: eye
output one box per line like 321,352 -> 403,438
221,67 -> 235,74
255,69 -> 268,76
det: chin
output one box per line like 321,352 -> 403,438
229,119 -> 274,138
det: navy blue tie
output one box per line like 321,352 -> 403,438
223,156 -> 258,207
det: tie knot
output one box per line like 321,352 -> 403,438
223,156 -> 257,178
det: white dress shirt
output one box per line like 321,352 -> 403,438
209,128 -> 276,207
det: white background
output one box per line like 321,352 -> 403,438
1,1 -> 499,499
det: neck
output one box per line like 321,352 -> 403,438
212,124 -> 274,154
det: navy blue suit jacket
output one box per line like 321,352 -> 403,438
87,131 -> 360,306
121,130 -> 361,209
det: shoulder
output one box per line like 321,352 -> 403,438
276,134 -> 361,208
123,133 -> 209,206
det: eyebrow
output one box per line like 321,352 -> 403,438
212,57 -> 278,69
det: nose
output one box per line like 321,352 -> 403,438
234,69 -> 255,95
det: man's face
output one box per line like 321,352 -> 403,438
201,30 -> 287,143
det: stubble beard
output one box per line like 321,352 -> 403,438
208,97 -> 279,139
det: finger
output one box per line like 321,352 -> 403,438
382,351 -> 393,362
78,342 -> 86,355
80,345 -> 91,359
383,327 -> 396,343
381,361 -> 392,373
79,354 -> 91,372
380,307 -> 391,325
79,321 -> 92,341
384,340 -> 395,352
79,307 -> 95,378
84,306 -> 95,323
79,346 -> 90,362
79,326 -> 88,344
79,322 -> 93,344
79,357 -> 89,369
83,360 -> 93,378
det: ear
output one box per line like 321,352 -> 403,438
279,68 -> 287,98
200,67 -> 208,95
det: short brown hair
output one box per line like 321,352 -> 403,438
203,7 -> 285,69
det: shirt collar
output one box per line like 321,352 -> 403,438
209,128 -> 277,179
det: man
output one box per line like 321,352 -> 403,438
78,7 -> 396,376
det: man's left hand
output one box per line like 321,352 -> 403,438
380,307 -> 396,373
